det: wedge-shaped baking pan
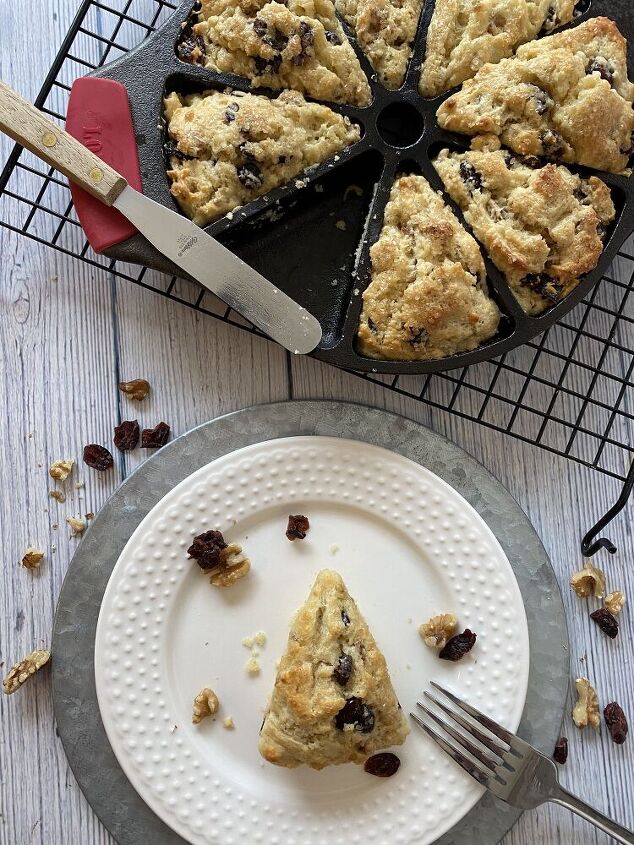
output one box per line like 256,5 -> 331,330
65,0 -> 634,374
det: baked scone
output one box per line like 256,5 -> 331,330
183,0 -> 371,106
259,570 -> 409,769
334,0 -> 422,89
437,18 -> 634,173
164,89 -> 360,225
419,0 -> 577,97
358,175 -> 500,360
434,146 -> 615,315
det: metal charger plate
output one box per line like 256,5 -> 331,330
76,0 -> 634,375
52,400 -> 569,845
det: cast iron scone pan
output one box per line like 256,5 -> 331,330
66,0 -> 634,374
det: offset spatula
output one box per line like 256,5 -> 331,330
0,80 -> 322,354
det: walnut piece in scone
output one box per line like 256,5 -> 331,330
433,147 -> 615,316
420,0 -> 577,97
358,175 -> 500,360
572,677 -> 600,730
604,591 -> 626,616
437,18 -> 634,174
259,570 -> 409,769
182,0 -> 371,106
570,562 -> 606,599
419,613 -> 458,649
335,0 -> 421,89
3,649 -> 50,694
165,88 -> 360,226
192,687 -> 219,723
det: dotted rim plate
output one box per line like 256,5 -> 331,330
95,436 -> 530,845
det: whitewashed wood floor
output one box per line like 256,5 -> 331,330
0,3 -> 633,843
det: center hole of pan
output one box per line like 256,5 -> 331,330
376,102 -> 424,148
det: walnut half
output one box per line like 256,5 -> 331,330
49,459 -> 74,481
209,543 -> 251,587
419,613 -> 458,649
21,548 -> 44,570
572,677 -> 600,730
3,649 -> 51,694
570,563 -> 606,599
192,687 -> 219,724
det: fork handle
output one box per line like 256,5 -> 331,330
552,787 -> 634,844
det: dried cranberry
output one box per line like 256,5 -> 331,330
367,316 -> 377,332
459,160 -> 483,192
533,88 -> 553,115
587,58 -> 615,85
604,702 -> 628,745
113,420 -> 140,451
325,30 -> 342,45
439,629 -> 477,661
364,752 -> 401,777
188,530 -> 227,570
83,444 -> 114,471
407,325 -> 428,347
254,54 -> 283,74
553,736 -> 568,764
177,21 -> 206,65
540,129 -> 565,158
521,273 -> 563,303
141,422 -> 170,449
224,109 -> 236,123
333,653 -> 353,685
335,697 -> 375,733
253,17 -> 268,37
268,27 -> 288,51
163,140 -> 193,162
286,514 -> 309,540
293,21 -> 314,65
540,3 -> 558,32
237,161 -> 263,190
590,607 -> 619,639
341,609 -> 351,626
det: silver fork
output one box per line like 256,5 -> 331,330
412,682 -> 634,844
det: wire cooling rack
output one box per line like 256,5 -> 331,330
1,0 -> 634,553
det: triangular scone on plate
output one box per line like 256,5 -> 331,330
259,570 -> 409,769
188,0 -> 371,106
335,0 -> 422,89
164,89 -> 360,226
437,18 -> 634,173
433,147 -> 615,315
358,175 -> 500,360
419,0 -> 577,97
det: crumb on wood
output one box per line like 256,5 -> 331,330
245,656 -> 260,676
329,543 -> 339,555
49,490 -> 66,503
66,516 -> 86,537
335,220 -> 346,231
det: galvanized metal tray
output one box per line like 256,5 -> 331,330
51,400 -> 569,845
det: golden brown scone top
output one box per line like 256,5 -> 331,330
358,175 -> 500,361
437,17 -> 634,173
420,0 -> 577,97
434,146 -> 615,315
164,89 -> 360,226
191,0 -> 371,106
258,570 -> 409,769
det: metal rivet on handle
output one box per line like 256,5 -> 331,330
89,167 -> 104,183
42,132 -> 57,148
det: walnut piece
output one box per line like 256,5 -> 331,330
119,378 -> 150,401
49,459 -> 74,481
573,678 -> 601,730
192,687 -> 219,724
419,613 -> 458,649
66,516 -> 86,536
3,649 -> 50,694
570,563 -> 606,599
49,490 -> 66,503
209,543 -> 251,587
21,548 -> 44,570
604,591 -> 626,616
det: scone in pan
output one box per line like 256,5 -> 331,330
72,0 -> 634,374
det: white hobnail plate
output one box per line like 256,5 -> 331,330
95,436 -> 529,845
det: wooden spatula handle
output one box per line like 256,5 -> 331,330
0,79 -> 127,205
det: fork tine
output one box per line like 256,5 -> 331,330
410,711 -> 492,788
431,682 -> 528,758
417,703 -> 507,781
423,691 -> 510,767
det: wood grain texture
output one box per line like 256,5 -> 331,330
0,2 -> 632,844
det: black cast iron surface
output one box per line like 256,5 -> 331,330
85,0 -> 634,375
